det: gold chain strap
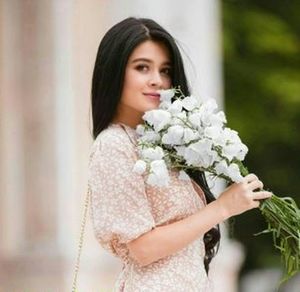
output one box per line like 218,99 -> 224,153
71,184 -> 91,292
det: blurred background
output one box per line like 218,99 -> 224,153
222,0 -> 300,291
0,0 -> 299,291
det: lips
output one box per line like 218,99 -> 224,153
143,92 -> 161,100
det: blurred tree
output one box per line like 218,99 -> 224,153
222,0 -> 300,277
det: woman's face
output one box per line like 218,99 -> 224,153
115,40 -> 172,126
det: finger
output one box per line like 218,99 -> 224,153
248,180 -> 264,191
253,191 -> 272,201
252,201 -> 260,208
244,173 -> 258,183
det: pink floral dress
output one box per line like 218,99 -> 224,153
88,123 -> 213,291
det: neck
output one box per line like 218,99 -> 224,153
112,105 -> 144,128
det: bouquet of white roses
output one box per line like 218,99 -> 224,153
133,87 -> 300,284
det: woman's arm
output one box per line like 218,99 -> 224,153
127,173 -> 272,267
127,199 -> 226,266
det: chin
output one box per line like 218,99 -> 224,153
143,106 -> 158,113
145,100 -> 160,110
134,100 -> 160,114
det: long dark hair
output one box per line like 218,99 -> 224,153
91,16 -> 220,273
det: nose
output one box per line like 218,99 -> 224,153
148,70 -> 163,88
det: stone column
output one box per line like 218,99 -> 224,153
0,0 -> 26,259
0,0 -> 74,290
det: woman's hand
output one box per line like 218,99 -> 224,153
216,173 -> 273,219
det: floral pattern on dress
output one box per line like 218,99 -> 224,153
88,123 -> 213,291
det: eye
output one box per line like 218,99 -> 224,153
161,67 -> 172,76
135,64 -> 149,72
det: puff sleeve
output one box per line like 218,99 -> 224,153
88,132 -> 156,257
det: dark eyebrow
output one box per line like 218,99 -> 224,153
131,58 -> 171,66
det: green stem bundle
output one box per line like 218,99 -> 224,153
242,167 -> 300,284
258,195 -> 300,284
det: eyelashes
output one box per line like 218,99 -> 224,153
162,67 -> 172,76
135,64 -> 172,76
135,64 -> 148,72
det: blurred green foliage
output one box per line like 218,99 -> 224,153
222,0 -> 300,274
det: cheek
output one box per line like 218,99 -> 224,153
161,73 -> 172,88
163,78 -> 172,89
124,69 -> 145,90
120,71 -> 143,106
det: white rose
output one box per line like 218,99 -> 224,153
222,128 -> 242,144
184,147 -> 216,168
172,111 -> 187,126
168,99 -> 183,114
162,125 -> 184,145
222,144 -> 241,161
147,160 -> 170,187
214,128 -> 242,148
204,126 -> 223,140
184,139 -> 216,168
222,141 -> 248,162
235,143 -> 248,161
188,112 -> 201,128
159,101 -> 172,110
132,160 -> 147,175
215,160 -> 228,175
201,111 -> 226,127
214,133 -> 227,147
136,124 -> 146,136
227,163 -> 243,182
183,146 -> 202,166
159,89 -> 175,102
201,149 -> 218,168
181,95 -> 199,111
189,139 -> 213,154
183,128 -> 199,144
141,146 -> 165,161
210,111 -> 227,126
139,130 -> 161,143
142,109 -> 172,132
200,112 -> 212,126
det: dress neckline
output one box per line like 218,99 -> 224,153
109,122 -> 135,131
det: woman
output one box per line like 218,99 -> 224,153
88,17 -> 272,291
